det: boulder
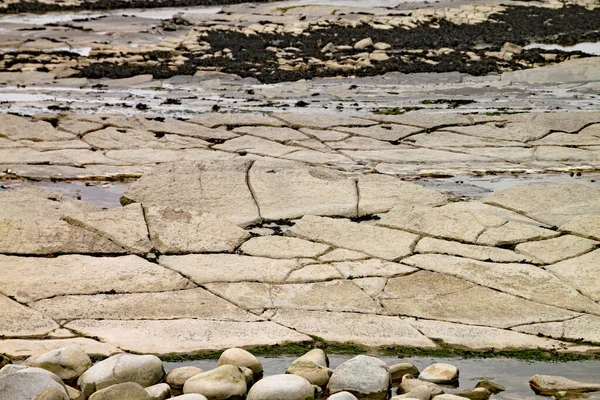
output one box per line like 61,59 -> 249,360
389,364 -> 419,385
354,38 -> 373,50
0,368 -> 69,400
327,355 -> 390,399
296,349 -> 329,367
475,380 -> 505,394
78,354 -> 164,397
246,374 -> 315,400
328,392 -> 358,400
286,359 -> 333,387
530,375 -> 600,396
172,394 -> 209,399
167,366 -> 204,394
451,387 -> 491,399
391,386 -> 432,399
146,383 -> 171,400
418,364 -> 458,384
398,375 -> 443,396
24,345 -> 92,381
183,364 -> 247,399
88,382 -> 151,400
217,348 -> 263,376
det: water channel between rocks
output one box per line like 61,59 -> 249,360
165,355 -> 600,399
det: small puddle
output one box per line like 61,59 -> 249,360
165,355 -> 600,399
524,42 -> 600,56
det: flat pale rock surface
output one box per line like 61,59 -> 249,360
0,295 -> 58,337
514,314 -> 600,345
546,250 -> 600,301
0,338 -> 122,359
240,236 -> 330,259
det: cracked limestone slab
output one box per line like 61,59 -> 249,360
364,113 -> 475,129
288,215 -> 418,261
546,250 -> 600,301
379,271 -> 579,328
61,203 -> 152,254
272,113 -> 375,129
507,112 -> 600,134
0,219 -> 127,255
159,254 -> 298,284
0,295 -> 59,337
29,288 -> 260,322
82,127 -> 208,150
145,206 -> 250,254
402,254 -> 600,315
0,255 -> 193,303
483,183 -> 600,226
189,113 -> 285,128
404,130 -> 526,148
233,126 -> 309,142
133,115 -> 238,141
536,146 -> 595,162
332,124 -> 422,142
0,187 -> 97,221
285,264 -> 343,283
318,249 -> 370,263
407,319 -> 570,351
415,237 -> 531,263
476,221 -> 560,246
447,122 -> 550,142
357,174 -> 448,215
0,114 -> 76,141
65,319 -> 312,355
331,259 -> 416,279
455,147 -> 535,163
249,159 -> 358,220
121,160 -> 260,227
0,338 -> 122,359
206,280 -> 381,313
58,117 -> 104,135
104,148 -> 230,165
353,277 -> 387,298
214,135 -> 299,157
327,136 -> 397,150
515,235 -> 598,264
560,215 -> 600,241
341,147 -> 493,164
440,201 -> 546,227
240,236 -> 330,259
282,149 -> 356,166
514,315 -> 600,344
272,310 -> 437,348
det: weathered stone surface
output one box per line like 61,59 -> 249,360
0,294 -> 59,337
273,113 -> 374,129
515,235 -> 598,264
67,385 -> 85,400
247,374 -> 315,400
0,369 -> 69,400
547,250 -> 600,301
397,375 -> 443,397
357,174 -> 448,215
333,124 -> 421,142
0,338 -> 122,359
476,221 -> 560,246
145,207 -> 250,254
167,367 -> 204,391
83,127 -> 208,150
515,315 -> 600,344
0,113 -> 75,141
287,356 -> 332,387
328,355 -> 390,400
172,395 -> 209,400
183,365 -> 247,399
530,375 -> 600,396
392,385 -> 433,399
145,383 -> 171,400
415,237 -> 530,263
217,348 -> 263,375
272,310 -> 436,348
447,121 -> 549,142
190,113 -> 284,128
327,391 -> 358,400
30,288 -> 258,321
215,135 -> 298,157
483,183 -> 600,226
134,115 -> 236,141
61,203 -> 152,254
341,148 -> 492,164
560,215 -> 600,241
289,215 -> 418,261
0,219 -> 126,255
24,345 -> 92,381
407,319 -> 568,350
240,236 -> 330,259
207,280 -> 380,313
285,264 -> 343,283
233,126 -> 308,142
501,56 -> 600,84
77,354 -> 163,397
402,254 -> 600,314
249,160 -> 358,220
389,364 -> 419,386
159,254 -> 298,284
89,382 -> 151,400
121,160 -> 260,226
418,364 -> 458,384
331,259 -> 416,279
318,249 -> 369,263
0,255 -> 192,302
379,271 -> 578,328
66,319 -> 312,355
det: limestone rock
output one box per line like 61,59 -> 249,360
145,207 -> 250,254
0,255 -> 192,303
172,394 -> 209,400
392,385 -> 432,399
272,113 -> 373,130
354,38 -> 373,50
66,385 -> 85,400
77,354 -> 164,398
415,237 -> 529,263
530,375 -> 600,396
398,375 -> 443,397
0,294 -> 59,337
332,259 -> 416,279
189,113 -> 284,128
296,349 -> 328,368
390,364 -> 419,385
327,355 -> 390,399
61,203 -> 152,254
217,348 -> 263,375
0,187 -> 97,221
0,113 -> 75,141
560,215 -> 600,241
475,380 -> 505,394
418,364 -> 458,384
247,374 -> 314,400
515,235 -> 598,264
24,345 -> 92,381
328,392 -> 358,400
514,315 -> 600,344
183,364 -> 247,399
89,382 -> 151,400
121,160 -> 260,227
0,368 -> 69,400
145,383 -> 171,400
289,215 -> 418,261
286,358 -> 333,387
476,221 -> 559,246
240,236 -> 330,259
0,338 -> 121,360
167,367 -> 204,392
